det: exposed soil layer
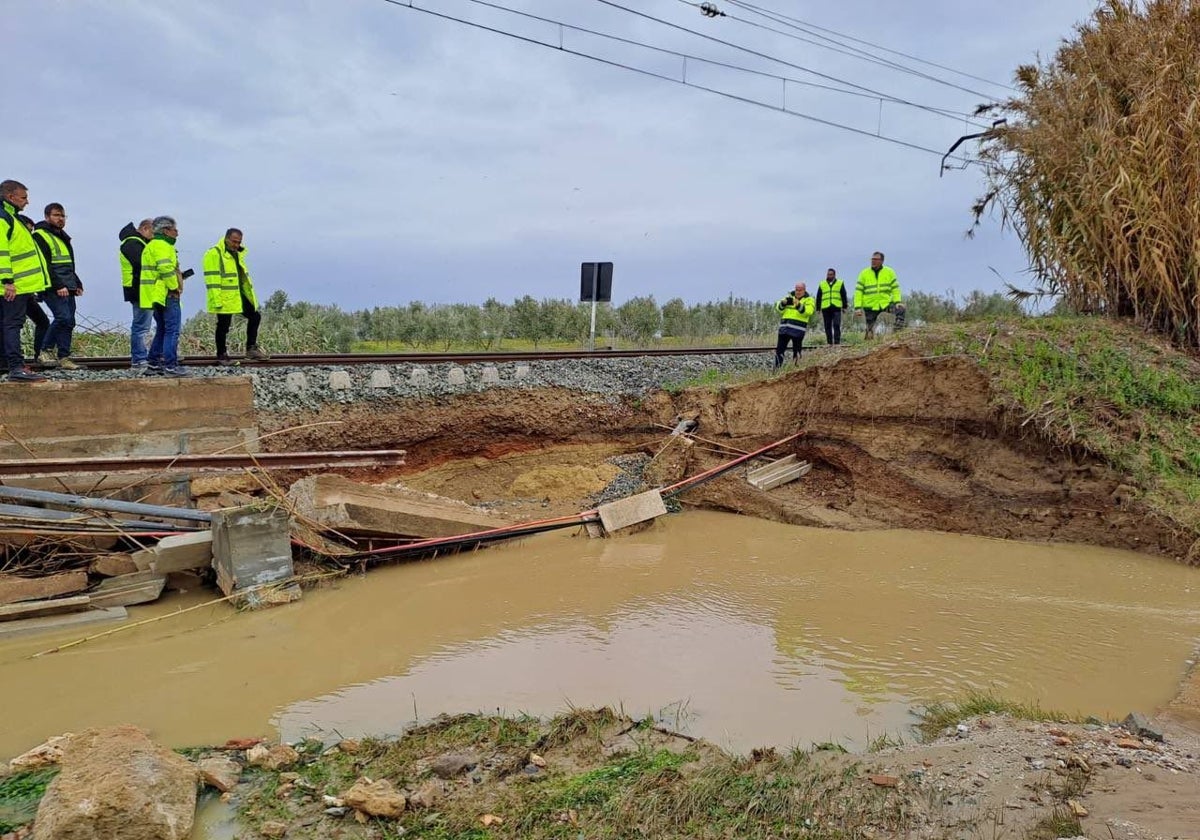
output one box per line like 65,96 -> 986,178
261,346 -> 1195,561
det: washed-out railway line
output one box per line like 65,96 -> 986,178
73,346 -> 772,371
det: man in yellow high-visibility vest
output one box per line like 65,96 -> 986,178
0,179 -> 51,381
854,251 -> 906,339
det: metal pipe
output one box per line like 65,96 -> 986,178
0,485 -> 211,522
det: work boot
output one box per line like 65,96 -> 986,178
144,364 -> 164,377
37,349 -> 59,368
9,368 -> 46,382
215,356 -> 238,367
246,345 -> 270,360
58,357 -> 81,371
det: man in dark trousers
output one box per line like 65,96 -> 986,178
14,213 -> 48,360
32,203 -> 84,369
773,281 -> 815,370
814,267 -> 848,345
203,228 -> 268,364
119,219 -> 153,370
0,180 -> 51,381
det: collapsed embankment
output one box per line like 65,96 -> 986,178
256,321 -> 1200,563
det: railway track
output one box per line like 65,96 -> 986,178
70,346 -> 772,371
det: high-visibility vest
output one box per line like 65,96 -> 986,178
33,227 -> 76,289
119,235 -> 145,289
139,237 -> 179,309
854,265 -> 901,310
817,277 -> 845,310
0,202 -> 50,295
203,240 -> 258,314
776,293 -> 815,326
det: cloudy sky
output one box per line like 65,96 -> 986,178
10,0 -> 1098,325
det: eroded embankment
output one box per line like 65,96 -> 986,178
258,345 -> 1196,561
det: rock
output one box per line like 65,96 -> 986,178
321,795 -> 345,808
1116,756 -> 1133,767
342,777 -> 407,818
199,756 -> 242,793
323,807 -> 347,817
479,814 -> 504,827
260,821 -> 288,838
251,744 -> 299,771
32,725 -> 198,840
337,739 -> 361,754
9,734 -> 74,772
408,780 -> 443,810
529,753 -> 547,768
1067,799 -> 1088,818
223,737 -> 263,750
1122,712 -> 1165,743
869,774 -> 899,788
1116,738 -> 1146,750
429,752 -> 477,779
954,724 -> 969,735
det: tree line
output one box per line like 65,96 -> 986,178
173,289 -> 1023,354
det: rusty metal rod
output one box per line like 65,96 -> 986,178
0,449 -> 406,479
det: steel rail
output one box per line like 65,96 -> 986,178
0,449 -> 406,479
68,346 -> 773,371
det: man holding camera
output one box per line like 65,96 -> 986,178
774,281 -> 815,370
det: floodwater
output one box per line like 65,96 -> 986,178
3,512 -> 1199,762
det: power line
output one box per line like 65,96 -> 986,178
401,0 -> 981,121
718,0 -> 1016,93
378,0 -> 977,162
589,0 -> 990,128
714,5 -> 1001,100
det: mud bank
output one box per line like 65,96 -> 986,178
259,345 -> 1196,561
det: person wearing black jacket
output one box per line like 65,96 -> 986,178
119,219 -> 153,369
14,213 -> 49,360
32,203 -> 83,369
814,268 -> 849,346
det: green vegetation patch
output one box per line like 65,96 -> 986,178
915,690 -> 1076,742
0,768 -> 58,833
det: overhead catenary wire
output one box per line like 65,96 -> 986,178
709,4 -> 1002,100
717,0 -> 1017,93
379,0 -> 979,162
588,0 -> 990,129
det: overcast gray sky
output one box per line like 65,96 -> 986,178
9,0 -> 1098,324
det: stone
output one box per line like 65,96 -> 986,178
1116,738 -> 1146,750
199,756 -> 242,793
33,725 -> 198,840
323,807 -> 347,817
409,367 -> 429,385
1067,799 -> 1088,818
328,370 -> 353,390
259,821 -> 287,838
529,753 -> 546,768
407,780 -> 443,810
337,739 -> 361,754
369,369 -> 393,389
1122,712 -> 1165,743
447,366 -> 466,386
480,365 -> 500,385
868,774 -> 899,788
246,744 -> 271,765
514,364 -> 531,381
260,745 -> 300,771
342,777 -> 406,818
9,734 -> 74,772
285,372 -> 308,393
430,752 -> 477,779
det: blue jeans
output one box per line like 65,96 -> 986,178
147,296 -> 181,369
41,292 -> 77,358
130,303 -> 153,365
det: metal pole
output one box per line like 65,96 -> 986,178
589,262 -> 599,351
0,485 -> 212,522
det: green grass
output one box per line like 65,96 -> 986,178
1027,808 -> 1084,840
915,691 -> 1076,741
0,768 -> 58,833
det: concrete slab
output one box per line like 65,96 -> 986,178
0,595 -> 91,622
288,474 -> 506,538
747,455 -> 811,491
0,606 -> 127,639
370,369 -> 393,389
597,490 -> 668,533
410,367 -> 430,385
448,367 -> 466,386
329,370 -> 352,390
285,372 -> 308,393
148,530 -> 214,574
211,506 -> 296,609
0,571 -> 88,606
481,366 -> 500,385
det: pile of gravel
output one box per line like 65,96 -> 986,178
589,453 -> 653,506
39,353 -> 772,413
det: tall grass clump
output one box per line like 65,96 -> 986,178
974,0 -> 1200,348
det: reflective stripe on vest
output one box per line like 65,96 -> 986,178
119,235 -> 141,288
818,278 -> 844,309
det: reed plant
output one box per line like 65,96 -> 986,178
974,0 -> 1200,347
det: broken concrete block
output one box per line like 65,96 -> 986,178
0,607 -> 126,639
211,505 -> 297,609
89,554 -> 139,578
288,474 -> 505,538
0,595 -> 91,622
89,571 -> 167,608
597,490 -> 668,534
149,530 -> 214,574
0,571 -> 88,606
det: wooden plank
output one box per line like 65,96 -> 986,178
0,571 -> 88,606
89,576 -> 166,608
0,606 -> 127,639
0,595 -> 91,622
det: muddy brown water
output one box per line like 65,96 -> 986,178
4,512 -> 1199,765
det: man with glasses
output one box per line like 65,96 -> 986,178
32,203 -> 85,370
0,180 -> 51,382
140,215 -> 186,377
